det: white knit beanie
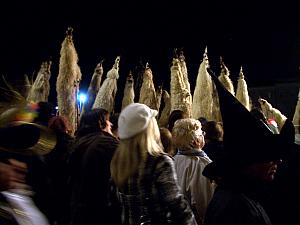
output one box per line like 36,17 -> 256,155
118,103 -> 158,139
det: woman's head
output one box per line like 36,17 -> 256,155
48,115 -> 71,134
125,116 -> 163,156
172,118 -> 205,150
111,103 -> 164,187
117,103 -> 163,156
118,103 -> 158,140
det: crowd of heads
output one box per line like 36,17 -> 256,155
0,71 -> 298,225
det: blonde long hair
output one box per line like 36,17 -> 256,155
110,117 -> 164,188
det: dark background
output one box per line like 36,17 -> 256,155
0,1 -> 299,112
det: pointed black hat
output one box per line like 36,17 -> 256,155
203,68 -> 295,179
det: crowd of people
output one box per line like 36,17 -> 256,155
0,74 -> 299,225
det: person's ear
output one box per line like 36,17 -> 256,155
192,138 -> 200,147
98,120 -> 102,129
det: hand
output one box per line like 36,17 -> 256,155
0,159 -> 28,191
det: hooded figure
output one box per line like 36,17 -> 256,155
202,68 -> 295,225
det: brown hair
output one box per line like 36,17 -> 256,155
202,121 -> 224,142
167,109 -> 188,132
159,127 -> 176,156
48,115 -> 70,134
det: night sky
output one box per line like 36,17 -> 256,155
0,1 -> 299,108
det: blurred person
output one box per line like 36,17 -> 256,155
111,103 -> 197,225
0,159 -> 27,192
69,108 -> 120,225
0,159 -> 50,225
0,159 -> 30,225
0,108 -> 57,225
17,103 -> 58,223
159,127 -> 176,156
203,69 -> 295,225
202,121 -> 224,162
172,118 -> 215,225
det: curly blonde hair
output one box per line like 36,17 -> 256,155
172,118 -> 204,150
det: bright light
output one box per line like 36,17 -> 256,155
78,93 -> 87,104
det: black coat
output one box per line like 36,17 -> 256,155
43,131 -> 74,225
69,131 -> 119,225
203,140 -> 224,162
262,143 -> 300,225
204,181 -> 272,225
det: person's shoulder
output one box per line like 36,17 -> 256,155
90,132 -> 119,150
151,154 -> 175,171
200,155 -> 213,164
157,154 -> 174,163
214,188 -> 253,207
57,131 -> 74,143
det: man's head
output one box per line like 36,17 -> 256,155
76,108 -> 110,137
202,120 -> 224,142
242,159 -> 282,182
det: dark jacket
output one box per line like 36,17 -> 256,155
43,131 -> 74,225
117,154 -> 197,225
202,140 -> 224,162
204,180 -> 272,225
69,131 -> 119,225
262,143 -> 300,225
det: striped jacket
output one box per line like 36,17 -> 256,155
117,154 -> 198,225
